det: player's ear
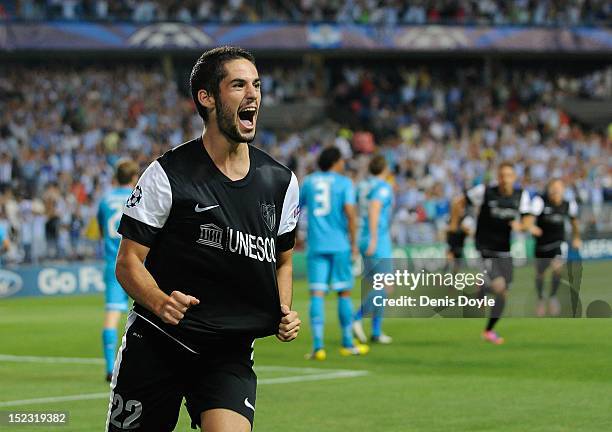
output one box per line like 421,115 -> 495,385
198,89 -> 215,111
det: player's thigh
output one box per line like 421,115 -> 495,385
535,256 -> 553,275
492,257 -> 513,291
201,408 -> 251,432
307,253 -> 332,291
375,255 -> 395,293
330,250 -> 354,291
106,314 -> 184,432
186,341 -> 256,431
550,252 -> 565,272
481,256 -> 512,292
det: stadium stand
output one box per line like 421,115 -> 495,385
4,0 -> 612,26
0,59 -> 610,263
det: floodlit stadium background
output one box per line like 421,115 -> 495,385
1,1 -> 611,431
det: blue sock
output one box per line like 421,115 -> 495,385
372,290 -> 385,338
102,328 -> 118,375
372,315 -> 383,338
310,296 -> 325,351
338,296 -> 354,348
354,288 -> 377,321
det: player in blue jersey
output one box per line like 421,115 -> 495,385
353,155 -> 394,344
0,218 -> 9,264
300,147 -> 369,359
97,159 -> 139,381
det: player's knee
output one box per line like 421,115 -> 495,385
490,277 -> 506,294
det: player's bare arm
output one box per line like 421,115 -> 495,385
115,237 -> 199,325
570,218 -> 582,249
449,195 -> 467,232
521,214 -> 542,236
276,248 -> 300,342
366,199 -> 382,256
344,203 -> 358,257
509,215 -> 529,232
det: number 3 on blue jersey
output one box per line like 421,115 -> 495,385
313,180 -> 331,217
300,172 -> 355,254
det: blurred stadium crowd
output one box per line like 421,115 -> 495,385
2,0 -> 611,26
0,61 -> 610,264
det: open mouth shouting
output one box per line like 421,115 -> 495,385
238,106 -> 257,131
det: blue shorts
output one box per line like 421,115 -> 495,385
359,238 -> 392,262
307,251 -> 353,292
362,255 -> 394,278
360,238 -> 393,275
105,265 -> 128,312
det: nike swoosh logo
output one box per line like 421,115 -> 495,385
195,204 -> 219,213
244,397 -> 255,411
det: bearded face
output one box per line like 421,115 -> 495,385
215,96 -> 257,144
212,59 -> 260,144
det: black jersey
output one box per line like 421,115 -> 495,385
531,193 -> 578,253
118,138 -> 299,351
466,184 -> 531,254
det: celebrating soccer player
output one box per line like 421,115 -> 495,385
97,159 -> 139,382
106,46 -> 300,432
300,146 -> 369,360
449,162 -> 532,344
352,154 -> 394,345
529,178 -> 581,316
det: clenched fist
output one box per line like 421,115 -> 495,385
277,304 -> 300,342
156,290 -> 200,325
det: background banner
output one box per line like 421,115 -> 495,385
1,23 -> 611,52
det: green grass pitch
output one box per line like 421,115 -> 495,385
0,261 -> 611,431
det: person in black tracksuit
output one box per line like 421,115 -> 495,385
450,162 -> 532,344
528,178 -> 581,317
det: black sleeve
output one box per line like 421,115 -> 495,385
118,214 -> 161,248
277,228 -> 296,252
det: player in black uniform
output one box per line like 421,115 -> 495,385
106,47 -> 301,432
528,178 -> 580,316
450,162 -> 532,344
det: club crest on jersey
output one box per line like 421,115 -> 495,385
197,223 -> 224,249
126,185 -> 142,208
261,203 -> 276,232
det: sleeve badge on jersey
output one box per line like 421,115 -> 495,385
126,185 -> 143,208
261,203 -> 276,232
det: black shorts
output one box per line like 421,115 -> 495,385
447,232 -> 465,259
106,312 -> 256,432
481,253 -> 513,286
535,257 -> 564,274
535,247 -> 562,259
